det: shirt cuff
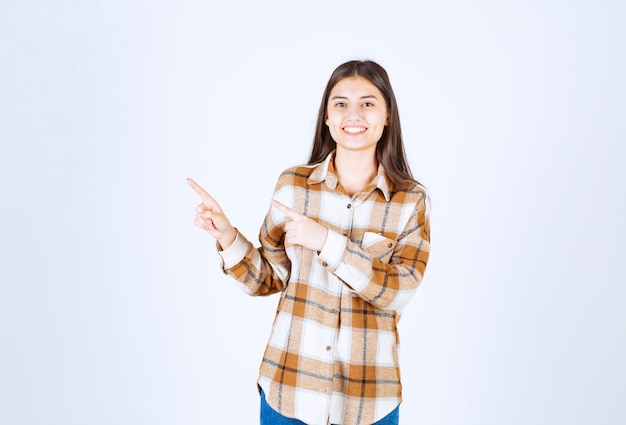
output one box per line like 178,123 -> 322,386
318,229 -> 347,271
217,231 -> 247,269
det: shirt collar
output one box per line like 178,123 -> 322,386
307,150 -> 392,201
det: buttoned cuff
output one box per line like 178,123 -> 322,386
318,229 -> 347,271
217,231 -> 247,269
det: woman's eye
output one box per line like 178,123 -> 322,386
335,102 -> 346,107
363,102 -> 374,107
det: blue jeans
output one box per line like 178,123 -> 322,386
260,390 -> 400,425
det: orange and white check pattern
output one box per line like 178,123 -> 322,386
218,151 -> 430,425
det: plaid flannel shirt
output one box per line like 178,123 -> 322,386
218,151 -> 430,425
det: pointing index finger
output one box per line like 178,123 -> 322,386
271,199 -> 304,220
187,177 -> 216,205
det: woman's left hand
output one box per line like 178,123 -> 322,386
271,199 -> 328,252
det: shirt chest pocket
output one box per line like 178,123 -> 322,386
361,232 -> 396,263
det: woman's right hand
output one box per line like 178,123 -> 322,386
187,177 -> 237,250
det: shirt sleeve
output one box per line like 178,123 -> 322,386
318,192 -> 431,314
217,210 -> 290,297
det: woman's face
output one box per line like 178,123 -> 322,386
325,76 -> 389,156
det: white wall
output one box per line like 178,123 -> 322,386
1,1 -> 624,424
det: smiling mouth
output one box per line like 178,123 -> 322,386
343,126 -> 367,134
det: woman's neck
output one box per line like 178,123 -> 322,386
334,149 -> 378,197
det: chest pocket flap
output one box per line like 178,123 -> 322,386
361,232 -> 396,263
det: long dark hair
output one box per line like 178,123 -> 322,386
308,60 -> 416,189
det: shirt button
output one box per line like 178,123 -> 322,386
346,203 -> 352,209
322,261 -> 328,267
325,345 -> 332,351
388,242 -> 393,248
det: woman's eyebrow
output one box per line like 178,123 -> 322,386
330,94 -> 379,100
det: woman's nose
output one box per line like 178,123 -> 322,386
346,106 -> 361,119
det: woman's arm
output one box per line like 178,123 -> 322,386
320,192 -> 430,313
188,177 -> 290,296
270,187 -> 430,313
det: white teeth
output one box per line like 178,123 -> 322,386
344,127 -> 366,134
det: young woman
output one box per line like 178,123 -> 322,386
188,60 -> 430,425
